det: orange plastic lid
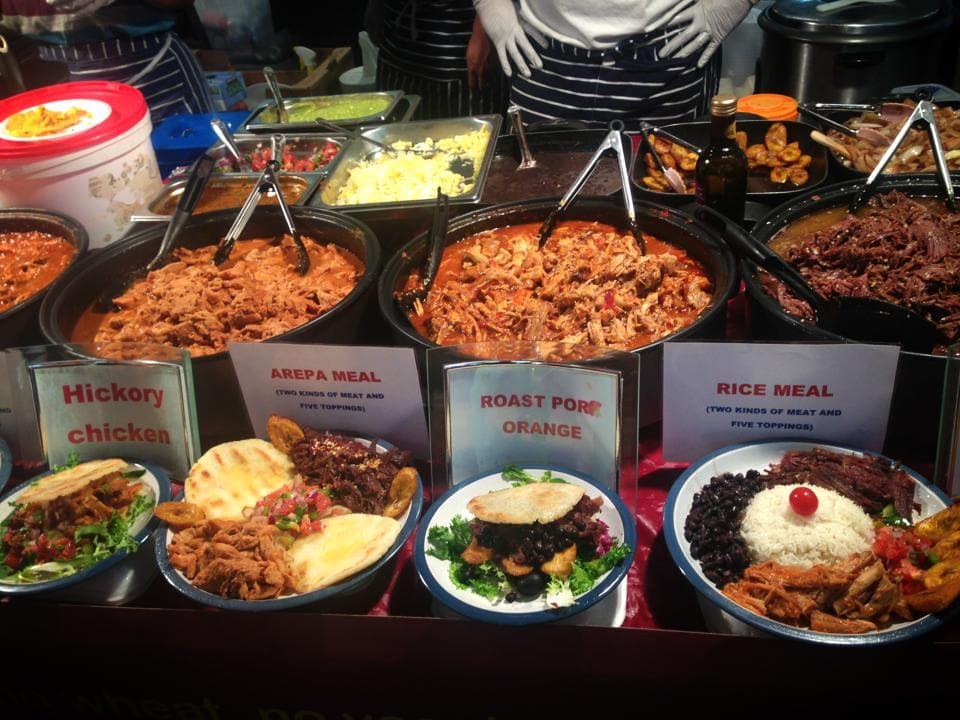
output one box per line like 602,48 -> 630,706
737,93 -> 798,121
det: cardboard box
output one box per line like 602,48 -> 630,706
205,71 -> 247,111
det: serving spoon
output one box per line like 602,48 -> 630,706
210,117 -> 247,172
538,120 -> 645,253
263,66 -> 289,123
507,104 -> 537,170
698,205 -> 938,353
95,152 -> 215,312
394,188 -> 450,311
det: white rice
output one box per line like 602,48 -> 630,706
740,484 -> 874,568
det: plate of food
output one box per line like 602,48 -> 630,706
0,456 -> 168,599
664,440 -> 960,645
414,465 -> 635,625
155,417 -> 422,611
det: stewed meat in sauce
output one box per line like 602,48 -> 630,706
762,191 -> 960,351
404,220 -> 712,348
0,231 -> 75,313
72,235 -> 362,356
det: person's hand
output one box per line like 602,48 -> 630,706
467,15 -> 492,90
473,0 -> 545,78
660,0 -> 756,68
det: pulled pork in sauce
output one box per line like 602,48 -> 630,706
75,235 -> 362,356
289,430 -> 413,515
403,220 -> 712,348
0,231 -> 75,313
761,191 -> 960,351
167,518 -> 298,600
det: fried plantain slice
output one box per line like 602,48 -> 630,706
770,167 -> 790,184
915,505 -> 960,542
461,536 -> 495,565
905,575 -> 960,614
155,501 -> 205,530
764,122 -> 788,152
779,141 -> 801,162
788,167 -> 810,185
266,414 -> 305,455
924,558 -> 960,589
736,130 -> 747,151
932,531 -> 960,561
383,466 -> 418,519
680,153 -> 698,171
501,556 -> 534,576
540,543 -> 578,579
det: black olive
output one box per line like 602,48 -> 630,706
514,571 -> 548,596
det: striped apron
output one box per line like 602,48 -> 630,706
36,31 -> 213,125
376,0 -> 509,119
510,26 -> 721,130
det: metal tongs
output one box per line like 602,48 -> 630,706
210,117 -> 246,171
848,99 -> 957,212
395,188 -> 450,310
639,121 -> 702,194
799,101 -> 915,147
213,135 -> 310,275
507,103 -> 536,170
538,120 -> 645,253
314,119 -> 398,156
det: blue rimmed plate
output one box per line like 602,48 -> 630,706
0,459 -> 170,603
156,437 -> 422,611
664,439 -> 955,646
414,466 -> 636,625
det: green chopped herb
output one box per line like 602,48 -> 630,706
500,465 -> 567,487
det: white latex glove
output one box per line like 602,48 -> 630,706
474,0 -> 545,78
660,0 -> 756,68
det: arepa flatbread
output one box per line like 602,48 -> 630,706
185,439 -> 295,520
468,483 -> 584,525
289,513 -> 401,593
19,458 -> 129,505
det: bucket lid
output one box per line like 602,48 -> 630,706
0,81 -> 148,161
738,93 -> 798,121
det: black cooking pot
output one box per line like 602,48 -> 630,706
757,0 -> 952,104
378,198 -> 739,426
744,174 -> 955,459
0,208 -> 88,348
40,207 -> 380,450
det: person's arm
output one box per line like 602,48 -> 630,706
660,0 -> 758,67
466,15 -> 491,90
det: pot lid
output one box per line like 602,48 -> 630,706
765,0 -> 946,37
0,81 -> 148,161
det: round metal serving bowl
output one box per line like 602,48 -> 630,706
0,208 -> 88,348
743,174 -> 957,455
378,197 -> 739,426
39,207 -> 380,449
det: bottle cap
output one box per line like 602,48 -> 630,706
710,93 -> 739,117
737,93 -> 799,121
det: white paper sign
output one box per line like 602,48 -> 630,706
228,342 -> 429,459
663,342 -> 901,461
445,363 -> 621,488
32,361 -> 197,477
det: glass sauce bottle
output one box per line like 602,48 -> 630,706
695,93 -> 747,225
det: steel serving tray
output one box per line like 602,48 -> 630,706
138,173 -> 319,220
631,119 -> 828,205
243,90 -> 405,133
205,133 -> 347,177
312,114 -> 502,212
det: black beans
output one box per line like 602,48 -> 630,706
684,471 -> 761,588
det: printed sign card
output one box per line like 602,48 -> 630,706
663,342 -> 901,461
441,362 -> 623,490
32,361 -> 198,478
0,350 -> 43,460
228,343 -> 429,459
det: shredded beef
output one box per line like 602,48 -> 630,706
759,191 -> 960,351
472,495 -> 604,566
288,430 -> 412,515
760,448 -> 918,519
